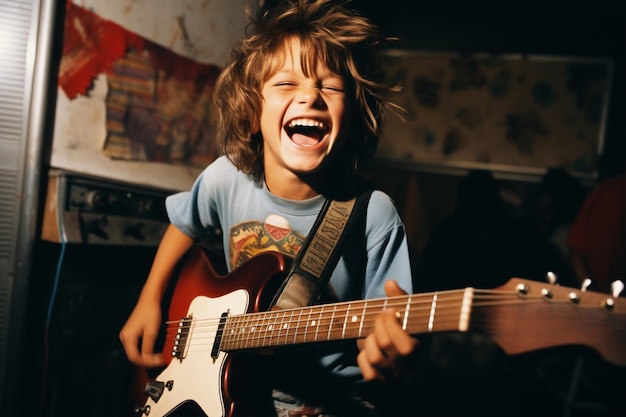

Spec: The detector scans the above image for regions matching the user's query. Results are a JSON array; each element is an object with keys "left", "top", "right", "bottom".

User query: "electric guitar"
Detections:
[{"left": 134, "top": 246, "right": 626, "bottom": 417}]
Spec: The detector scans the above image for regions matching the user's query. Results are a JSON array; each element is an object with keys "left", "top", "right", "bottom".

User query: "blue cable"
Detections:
[
  {"left": 45, "top": 240, "right": 65, "bottom": 327},
  {"left": 40, "top": 238, "right": 66, "bottom": 415}
]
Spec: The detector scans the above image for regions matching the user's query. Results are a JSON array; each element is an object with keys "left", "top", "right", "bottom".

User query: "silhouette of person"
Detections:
[
  {"left": 519, "top": 167, "right": 587, "bottom": 288},
  {"left": 413, "top": 169, "right": 535, "bottom": 293},
  {"left": 567, "top": 172, "right": 626, "bottom": 294}
]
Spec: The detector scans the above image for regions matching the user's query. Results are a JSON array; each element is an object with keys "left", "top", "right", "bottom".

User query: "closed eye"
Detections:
[
  {"left": 275, "top": 82, "right": 297, "bottom": 88},
  {"left": 321, "top": 85, "right": 345, "bottom": 93}
]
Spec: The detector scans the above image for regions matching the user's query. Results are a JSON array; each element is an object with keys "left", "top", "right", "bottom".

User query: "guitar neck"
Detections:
[
  {"left": 220, "top": 289, "right": 474, "bottom": 350},
  {"left": 217, "top": 279, "right": 626, "bottom": 367}
]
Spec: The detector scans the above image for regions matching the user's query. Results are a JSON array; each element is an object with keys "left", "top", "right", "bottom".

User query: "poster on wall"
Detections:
[
  {"left": 52, "top": 0, "right": 257, "bottom": 191},
  {"left": 376, "top": 50, "right": 613, "bottom": 180}
]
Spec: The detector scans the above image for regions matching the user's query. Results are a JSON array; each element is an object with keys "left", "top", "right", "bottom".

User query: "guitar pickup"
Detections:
[
  {"left": 211, "top": 311, "right": 229, "bottom": 361},
  {"left": 172, "top": 314, "right": 193, "bottom": 360}
]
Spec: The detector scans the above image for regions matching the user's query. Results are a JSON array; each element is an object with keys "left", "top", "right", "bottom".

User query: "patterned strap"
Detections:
[{"left": 272, "top": 190, "right": 373, "bottom": 309}]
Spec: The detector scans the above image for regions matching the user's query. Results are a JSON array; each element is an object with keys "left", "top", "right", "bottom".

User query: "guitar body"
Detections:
[{"left": 141, "top": 247, "right": 288, "bottom": 417}]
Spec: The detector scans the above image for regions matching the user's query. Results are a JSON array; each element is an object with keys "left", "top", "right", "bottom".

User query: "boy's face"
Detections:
[{"left": 259, "top": 37, "right": 351, "bottom": 176}]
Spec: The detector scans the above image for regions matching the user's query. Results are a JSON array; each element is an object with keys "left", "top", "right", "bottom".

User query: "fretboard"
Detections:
[{"left": 219, "top": 288, "right": 474, "bottom": 351}]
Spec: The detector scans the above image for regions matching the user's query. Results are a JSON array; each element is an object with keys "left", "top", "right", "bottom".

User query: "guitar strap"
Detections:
[{"left": 271, "top": 189, "right": 373, "bottom": 310}]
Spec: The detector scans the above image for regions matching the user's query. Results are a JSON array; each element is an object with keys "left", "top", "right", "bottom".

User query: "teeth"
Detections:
[{"left": 287, "top": 119, "right": 327, "bottom": 130}]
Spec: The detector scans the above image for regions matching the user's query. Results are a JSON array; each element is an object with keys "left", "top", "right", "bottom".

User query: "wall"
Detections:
[{"left": 352, "top": 0, "right": 624, "bottom": 254}]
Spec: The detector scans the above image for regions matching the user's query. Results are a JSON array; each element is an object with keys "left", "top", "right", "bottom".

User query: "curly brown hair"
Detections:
[{"left": 213, "top": 0, "right": 401, "bottom": 182}]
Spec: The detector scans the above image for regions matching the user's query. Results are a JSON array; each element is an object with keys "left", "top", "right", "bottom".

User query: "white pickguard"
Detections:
[{"left": 143, "top": 289, "right": 250, "bottom": 417}]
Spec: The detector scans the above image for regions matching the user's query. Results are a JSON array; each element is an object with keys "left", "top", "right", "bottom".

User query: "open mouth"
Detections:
[{"left": 285, "top": 118, "right": 329, "bottom": 147}]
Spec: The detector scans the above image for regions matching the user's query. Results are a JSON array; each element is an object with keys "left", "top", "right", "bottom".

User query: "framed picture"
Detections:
[{"left": 376, "top": 50, "right": 613, "bottom": 180}]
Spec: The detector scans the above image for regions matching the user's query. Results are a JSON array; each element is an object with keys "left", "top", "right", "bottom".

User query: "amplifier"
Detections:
[{"left": 42, "top": 170, "right": 171, "bottom": 246}]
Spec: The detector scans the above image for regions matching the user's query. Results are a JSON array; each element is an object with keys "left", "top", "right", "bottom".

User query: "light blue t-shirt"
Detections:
[{"left": 166, "top": 155, "right": 413, "bottom": 404}]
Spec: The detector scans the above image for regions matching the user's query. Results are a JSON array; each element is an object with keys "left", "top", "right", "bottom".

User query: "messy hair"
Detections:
[{"left": 213, "top": 0, "right": 401, "bottom": 182}]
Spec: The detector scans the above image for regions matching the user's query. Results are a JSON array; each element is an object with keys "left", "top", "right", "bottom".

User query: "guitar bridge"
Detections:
[{"left": 171, "top": 314, "right": 193, "bottom": 361}]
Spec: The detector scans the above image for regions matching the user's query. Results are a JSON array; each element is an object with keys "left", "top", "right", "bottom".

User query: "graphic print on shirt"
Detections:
[{"left": 229, "top": 214, "right": 305, "bottom": 269}]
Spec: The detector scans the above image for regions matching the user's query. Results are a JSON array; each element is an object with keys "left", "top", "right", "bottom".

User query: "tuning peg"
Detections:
[
  {"left": 581, "top": 278, "right": 592, "bottom": 292},
  {"left": 611, "top": 280, "right": 624, "bottom": 297},
  {"left": 545, "top": 271, "right": 557, "bottom": 284}
]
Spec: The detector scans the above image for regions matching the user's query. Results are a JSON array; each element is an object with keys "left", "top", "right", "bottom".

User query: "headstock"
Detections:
[{"left": 473, "top": 277, "right": 626, "bottom": 366}]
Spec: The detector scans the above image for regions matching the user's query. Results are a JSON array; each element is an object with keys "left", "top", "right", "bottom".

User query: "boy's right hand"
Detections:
[{"left": 119, "top": 296, "right": 165, "bottom": 368}]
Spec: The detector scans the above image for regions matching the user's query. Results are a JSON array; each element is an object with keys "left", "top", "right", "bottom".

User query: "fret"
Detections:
[
  {"left": 428, "top": 293, "right": 437, "bottom": 332},
  {"left": 402, "top": 295, "right": 411, "bottom": 331},
  {"left": 265, "top": 310, "right": 277, "bottom": 347},
  {"left": 341, "top": 303, "right": 361, "bottom": 339},
  {"left": 240, "top": 315, "right": 249, "bottom": 349},
  {"left": 235, "top": 315, "right": 246, "bottom": 349},
  {"left": 272, "top": 311, "right": 279, "bottom": 345},
  {"left": 261, "top": 314, "right": 268, "bottom": 345},
  {"left": 281, "top": 310, "right": 289, "bottom": 344},
  {"left": 240, "top": 316, "right": 248, "bottom": 349},
  {"left": 247, "top": 315, "right": 259, "bottom": 349},
  {"left": 285, "top": 310, "right": 293, "bottom": 344},
  {"left": 273, "top": 311, "right": 281, "bottom": 345},
  {"left": 459, "top": 288, "right": 473, "bottom": 331},
  {"left": 364, "top": 299, "right": 387, "bottom": 334},
  {"left": 301, "top": 308, "right": 309, "bottom": 343},
  {"left": 317, "top": 305, "right": 332, "bottom": 341},
  {"left": 303, "top": 308, "right": 313, "bottom": 343},
  {"left": 234, "top": 315, "right": 242, "bottom": 347},
  {"left": 256, "top": 311, "right": 266, "bottom": 348},
  {"left": 327, "top": 305, "right": 337, "bottom": 340},
  {"left": 246, "top": 314, "right": 254, "bottom": 348},
  {"left": 274, "top": 310, "right": 284, "bottom": 346},
  {"left": 276, "top": 310, "right": 286, "bottom": 346},
  {"left": 276, "top": 310, "right": 287, "bottom": 345},
  {"left": 345, "top": 303, "right": 363, "bottom": 339},
  {"left": 341, "top": 303, "right": 350, "bottom": 339},
  {"left": 314, "top": 306, "right": 323, "bottom": 341},
  {"left": 358, "top": 300, "right": 367, "bottom": 337},
  {"left": 224, "top": 315, "right": 234, "bottom": 350},
  {"left": 380, "top": 298, "right": 388, "bottom": 337},
  {"left": 293, "top": 309, "right": 304, "bottom": 344},
  {"left": 245, "top": 315, "right": 254, "bottom": 349},
  {"left": 228, "top": 315, "right": 240, "bottom": 350},
  {"left": 262, "top": 311, "right": 269, "bottom": 347}
]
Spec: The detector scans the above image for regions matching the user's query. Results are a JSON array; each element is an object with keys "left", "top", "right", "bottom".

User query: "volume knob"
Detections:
[{"left": 86, "top": 190, "right": 108, "bottom": 209}]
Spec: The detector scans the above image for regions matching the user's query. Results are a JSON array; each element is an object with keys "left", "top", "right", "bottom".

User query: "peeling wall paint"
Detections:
[
  {"left": 72, "top": 0, "right": 258, "bottom": 65},
  {"left": 51, "top": 1, "right": 259, "bottom": 191}
]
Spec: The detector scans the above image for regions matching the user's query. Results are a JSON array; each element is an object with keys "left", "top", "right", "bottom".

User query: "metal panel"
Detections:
[{"left": 0, "top": 0, "right": 54, "bottom": 414}]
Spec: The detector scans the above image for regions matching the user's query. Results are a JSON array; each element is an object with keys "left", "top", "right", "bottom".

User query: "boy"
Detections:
[{"left": 119, "top": 0, "right": 418, "bottom": 415}]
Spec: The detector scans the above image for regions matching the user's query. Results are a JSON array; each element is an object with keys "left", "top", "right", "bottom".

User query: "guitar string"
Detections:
[
  {"left": 161, "top": 290, "right": 620, "bottom": 338},
  {"left": 162, "top": 292, "right": 470, "bottom": 353},
  {"left": 184, "top": 298, "right": 549, "bottom": 352},
  {"left": 158, "top": 289, "right": 622, "bottom": 354},
  {"left": 160, "top": 299, "right": 616, "bottom": 347},
  {"left": 162, "top": 288, "right": 616, "bottom": 332},
  {"left": 162, "top": 288, "right": 470, "bottom": 332},
  {"left": 168, "top": 303, "right": 622, "bottom": 355}
]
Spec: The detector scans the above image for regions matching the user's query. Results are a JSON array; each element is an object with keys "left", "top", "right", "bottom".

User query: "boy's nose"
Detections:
[{"left": 296, "top": 86, "right": 323, "bottom": 106}]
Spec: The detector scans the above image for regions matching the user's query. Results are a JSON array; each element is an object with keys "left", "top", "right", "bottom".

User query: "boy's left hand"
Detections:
[{"left": 356, "top": 280, "right": 418, "bottom": 381}]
